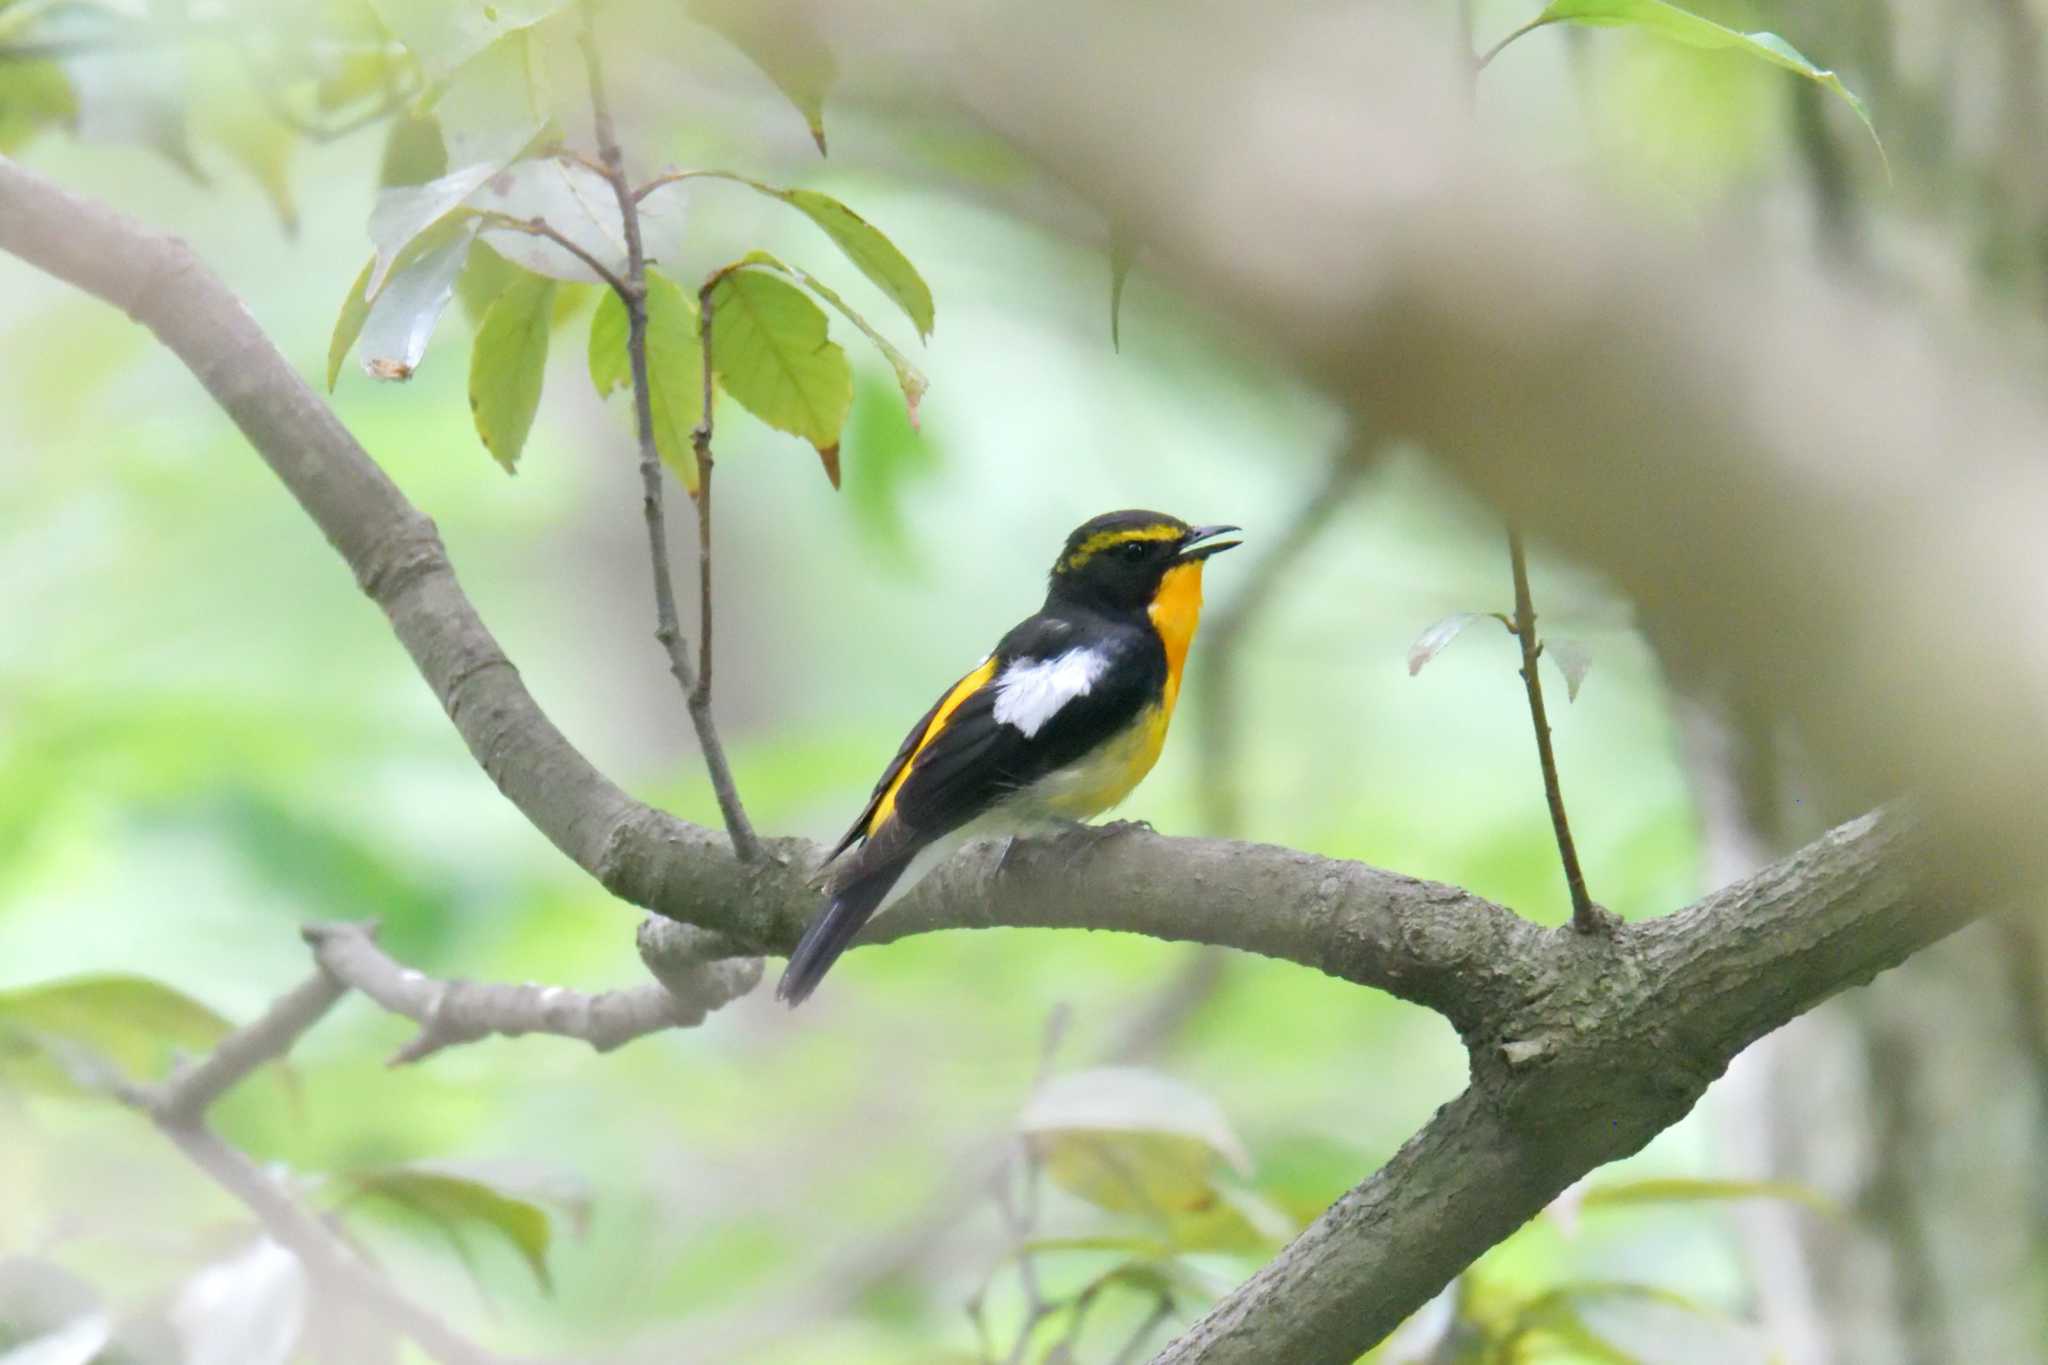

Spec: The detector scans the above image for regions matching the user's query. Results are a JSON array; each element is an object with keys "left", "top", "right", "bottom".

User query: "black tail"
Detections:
[{"left": 776, "top": 859, "right": 909, "bottom": 1007}]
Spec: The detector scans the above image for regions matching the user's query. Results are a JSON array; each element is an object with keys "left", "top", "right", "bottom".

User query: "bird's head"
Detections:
[{"left": 1047, "top": 510, "right": 1241, "bottom": 614}]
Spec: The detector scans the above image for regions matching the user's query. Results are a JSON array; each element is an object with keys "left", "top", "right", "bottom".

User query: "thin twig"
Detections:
[
  {"left": 576, "top": 2, "right": 760, "bottom": 860},
  {"left": 691, "top": 279, "right": 718, "bottom": 707},
  {"left": 304, "top": 920, "right": 760, "bottom": 1064},
  {"left": 154, "top": 968, "right": 345, "bottom": 1124},
  {"left": 470, "top": 210, "right": 631, "bottom": 298},
  {"left": 1507, "top": 527, "right": 1603, "bottom": 932},
  {"left": 1109, "top": 1292, "right": 1177, "bottom": 1365}
]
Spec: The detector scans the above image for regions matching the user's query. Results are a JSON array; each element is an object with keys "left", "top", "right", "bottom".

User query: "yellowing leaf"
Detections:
[
  {"left": 708, "top": 266, "right": 851, "bottom": 476},
  {"left": 733, "top": 250, "right": 927, "bottom": 429},
  {"left": 1019, "top": 1067, "right": 1252, "bottom": 1218},
  {"left": 778, "top": 189, "right": 934, "bottom": 339},
  {"left": 468, "top": 273, "right": 555, "bottom": 472}
]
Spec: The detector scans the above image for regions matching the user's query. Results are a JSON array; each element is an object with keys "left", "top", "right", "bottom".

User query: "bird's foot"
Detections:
[{"left": 1093, "top": 817, "right": 1156, "bottom": 840}]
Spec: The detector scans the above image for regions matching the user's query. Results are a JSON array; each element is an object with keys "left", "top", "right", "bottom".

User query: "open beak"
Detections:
[{"left": 1176, "top": 524, "right": 1242, "bottom": 563}]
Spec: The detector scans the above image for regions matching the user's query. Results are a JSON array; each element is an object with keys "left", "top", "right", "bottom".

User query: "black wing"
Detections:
[
  {"left": 824, "top": 658, "right": 989, "bottom": 862},
  {"left": 886, "top": 620, "right": 1161, "bottom": 837}
]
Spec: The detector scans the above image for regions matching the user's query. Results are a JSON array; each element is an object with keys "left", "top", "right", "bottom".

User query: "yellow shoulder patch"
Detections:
[{"left": 867, "top": 656, "right": 999, "bottom": 834}]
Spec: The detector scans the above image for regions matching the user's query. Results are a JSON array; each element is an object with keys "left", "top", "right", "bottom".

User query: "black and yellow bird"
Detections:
[{"left": 777, "top": 510, "right": 1242, "bottom": 1005}]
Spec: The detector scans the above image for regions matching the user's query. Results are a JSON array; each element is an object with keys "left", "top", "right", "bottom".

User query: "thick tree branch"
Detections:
[{"left": 303, "top": 920, "right": 760, "bottom": 1064}]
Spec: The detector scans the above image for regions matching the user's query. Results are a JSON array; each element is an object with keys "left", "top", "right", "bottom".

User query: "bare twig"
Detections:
[
  {"left": 115, "top": 968, "right": 514, "bottom": 1365},
  {"left": 691, "top": 278, "right": 719, "bottom": 707},
  {"left": 576, "top": 4, "right": 761, "bottom": 861},
  {"left": 470, "top": 209, "right": 631, "bottom": 298},
  {"left": 1507, "top": 527, "right": 1603, "bottom": 932},
  {"left": 303, "top": 920, "right": 760, "bottom": 1065}
]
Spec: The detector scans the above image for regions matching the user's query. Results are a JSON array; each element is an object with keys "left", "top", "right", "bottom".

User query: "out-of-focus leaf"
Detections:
[
  {"left": 431, "top": 29, "right": 552, "bottom": 172},
  {"left": 0, "top": 1313, "right": 111, "bottom": 1365},
  {"left": 1546, "top": 636, "right": 1593, "bottom": 702},
  {"left": 732, "top": 250, "right": 926, "bottom": 429},
  {"left": 379, "top": 112, "right": 449, "bottom": 189},
  {"left": 194, "top": 100, "right": 299, "bottom": 234},
  {"left": 1501, "top": 1281, "right": 1725, "bottom": 1362},
  {"left": 1533, "top": 0, "right": 1885, "bottom": 172},
  {"left": 1014, "top": 1234, "right": 1177, "bottom": 1261},
  {"left": 652, "top": 175, "right": 932, "bottom": 338},
  {"left": 358, "top": 218, "right": 478, "bottom": 382},
  {"left": 0, "top": 975, "right": 233, "bottom": 1098},
  {"left": 327, "top": 255, "right": 377, "bottom": 392},
  {"left": 843, "top": 375, "right": 941, "bottom": 570},
  {"left": 455, "top": 238, "right": 527, "bottom": 327},
  {"left": 169, "top": 1240, "right": 305, "bottom": 1365},
  {"left": 336, "top": 1164, "right": 558, "bottom": 1293},
  {"left": 1109, "top": 221, "right": 1137, "bottom": 352},
  {"left": 468, "top": 271, "right": 556, "bottom": 471},
  {"left": 1250, "top": 1134, "right": 1367, "bottom": 1226},
  {"left": 708, "top": 264, "right": 852, "bottom": 482},
  {"left": 0, "top": 62, "right": 77, "bottom": 154},
  {"left": 366, "top": 162, "right": 498, "bottom": 297},
  {"left": 369, "top": 0, "right": 572, "bottom": 79},
  {"left": 1579, "top": 1176, "right": 1836, "bottom": 1216},
  {"left": 1166, "top": 1185, "right": 1294, "bottom": 1253},
  {"left": 472, "top": 158, "right": 627, "bottom": 283},
  {"left": 1407, "top": 613, "right": 1483, "bottom": 676},
  {"left": 586, "top": 269, "right": 707, "bottom": 492},
  {"left": 1020, "top": 1067, "right": 1251, "bottom": 1216},
  {"left": 687, "top": 0, "right": 835, "bottom": 153},
  {"left": 66, "top": 49, "right": 202, "bottom": 182},
  {"left": 0, "top": 1259, "right": 98, "bottom": 1346}
]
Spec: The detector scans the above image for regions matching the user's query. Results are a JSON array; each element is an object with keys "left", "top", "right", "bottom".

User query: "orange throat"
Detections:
[{"left": 1148, "top": 560, "right": 1207, "bottom": 713}]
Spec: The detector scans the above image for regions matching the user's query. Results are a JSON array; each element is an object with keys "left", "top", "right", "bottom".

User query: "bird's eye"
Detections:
[{"left": 1118, "top": 541, "right": 1149, "bottom": 561}]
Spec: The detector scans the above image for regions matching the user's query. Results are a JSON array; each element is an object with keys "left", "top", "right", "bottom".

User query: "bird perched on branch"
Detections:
[{"left": 777, "top": 510, "right": 1242, "bottom": 1006}]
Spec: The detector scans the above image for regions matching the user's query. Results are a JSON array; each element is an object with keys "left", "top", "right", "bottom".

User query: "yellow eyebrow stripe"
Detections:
[
  {"left": 867, "top": 656, "right": 999, "bottom": 834},
  {"left": 1059, "top": 524, "right": 1181, "bottom": 571}
]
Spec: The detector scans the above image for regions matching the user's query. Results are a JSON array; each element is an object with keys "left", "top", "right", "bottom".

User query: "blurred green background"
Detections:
[{"left": 0, "top": 1, "right": 1913, "bottom": 1359}]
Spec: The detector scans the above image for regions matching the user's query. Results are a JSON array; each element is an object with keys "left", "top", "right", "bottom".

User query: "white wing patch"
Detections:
[{"left": 992, "top": 646, "right": 1110, "bottom": 737}]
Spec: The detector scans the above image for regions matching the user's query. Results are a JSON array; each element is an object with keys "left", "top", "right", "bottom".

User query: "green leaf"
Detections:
[
  {"left": 654, "top": 175, "right": 934, "bottom": 339},
  {"left": 1578, "top": 1176, "right": 1837, "bottom": 1216},
  {"left": 0, "top": 61, "right": 77, "bottom": 155},
  {"left": 587, "top": 269, "right": 707, "bottom": 493},
  {"left": 468, "top": 272, "right": 556, "bottom": 472},
  {"left": 0, "top": 975, "right": 234, "bottom": 1098},
  {"left": 335, "top": 1163, "right": 559, "bottom": 1293},
  {"left": 687, "top": 0, "right": 835, "bottom": 153},
  {"left": 369, "top": 0, "right": 573, "bottom": 79},
  {"left": 708, "top": 264, "right": 852, "bottom": 481},
  {"left": 327, "top": 256, "right": 377, "bottom": 393},
  {"left": 379, "top": 112, "right": 449, "bottom": 189},
  {"left": 367, "top": 162, "right": 499, "bottom": 297},
  {"left": 777, "top": 190, "right": 934, "bottom": 339},
  {"left": 732, "top": 250, "right": 927, "bottom": 429},
  {"left": 1531, "top": 0, "right": 1885, "bottom": 171},
  {"left": 358, "top": 218, "right": 479, "bottom": 382},
  {"left": 1019, "top": 1067, "right": 1252, "bottom": 1217}
]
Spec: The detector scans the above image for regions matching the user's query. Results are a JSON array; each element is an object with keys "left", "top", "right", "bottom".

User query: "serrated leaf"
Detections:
[
  {"left": 687, "top": 0, "right": 835, "bottom": 153},
  {"left": 733, "top": 250, "right": 926, "bottom": 429},
  {"left": 358, "top": 218, "right": 478, "bottom": 382},
  {"left": 708, "top": 265, "right": 851, "bottom": 478},
  {"left": 587, "top": 270, "right": 707, "bottom": 493},
  {"left": 366, "top": 162, "right": 499, "bottom": 297},
  {"left": 335, "top": 1164, "right": 557, "bottom": 1293},
  {"left": 1546, "top": 636, "right": 1593, "bottom": 702},
  {"left": 327, "top": 256, "right": 377, "bottom": 392},
  {"left": 468, "top": 272, "right": 555, "bottom": 471},
  {"left": 1020, "top": 1067, "right": 1251, "bottom": 1218},
  {"left": 778, "top": 190, "right": 933, "bottom": 339},
  {"left": 1534, "top": 0, "right": 1885, "bottom": 173},
  {"left": 0, "top": 975, "right": 234, "bottom": 1099},
  {"left": 1408, "top": 612, "right": 1483, "bottom": 676}
]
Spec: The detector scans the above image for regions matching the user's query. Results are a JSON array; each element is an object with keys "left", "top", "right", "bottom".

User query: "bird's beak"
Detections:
[{"left": 1176, "top": 524, "right": 1242, "bottom": 562}]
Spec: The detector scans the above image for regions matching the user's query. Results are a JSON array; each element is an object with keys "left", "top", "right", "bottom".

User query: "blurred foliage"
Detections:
[{"left": 0, "top": 0, "right": 1936, "bottom": 1359}]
